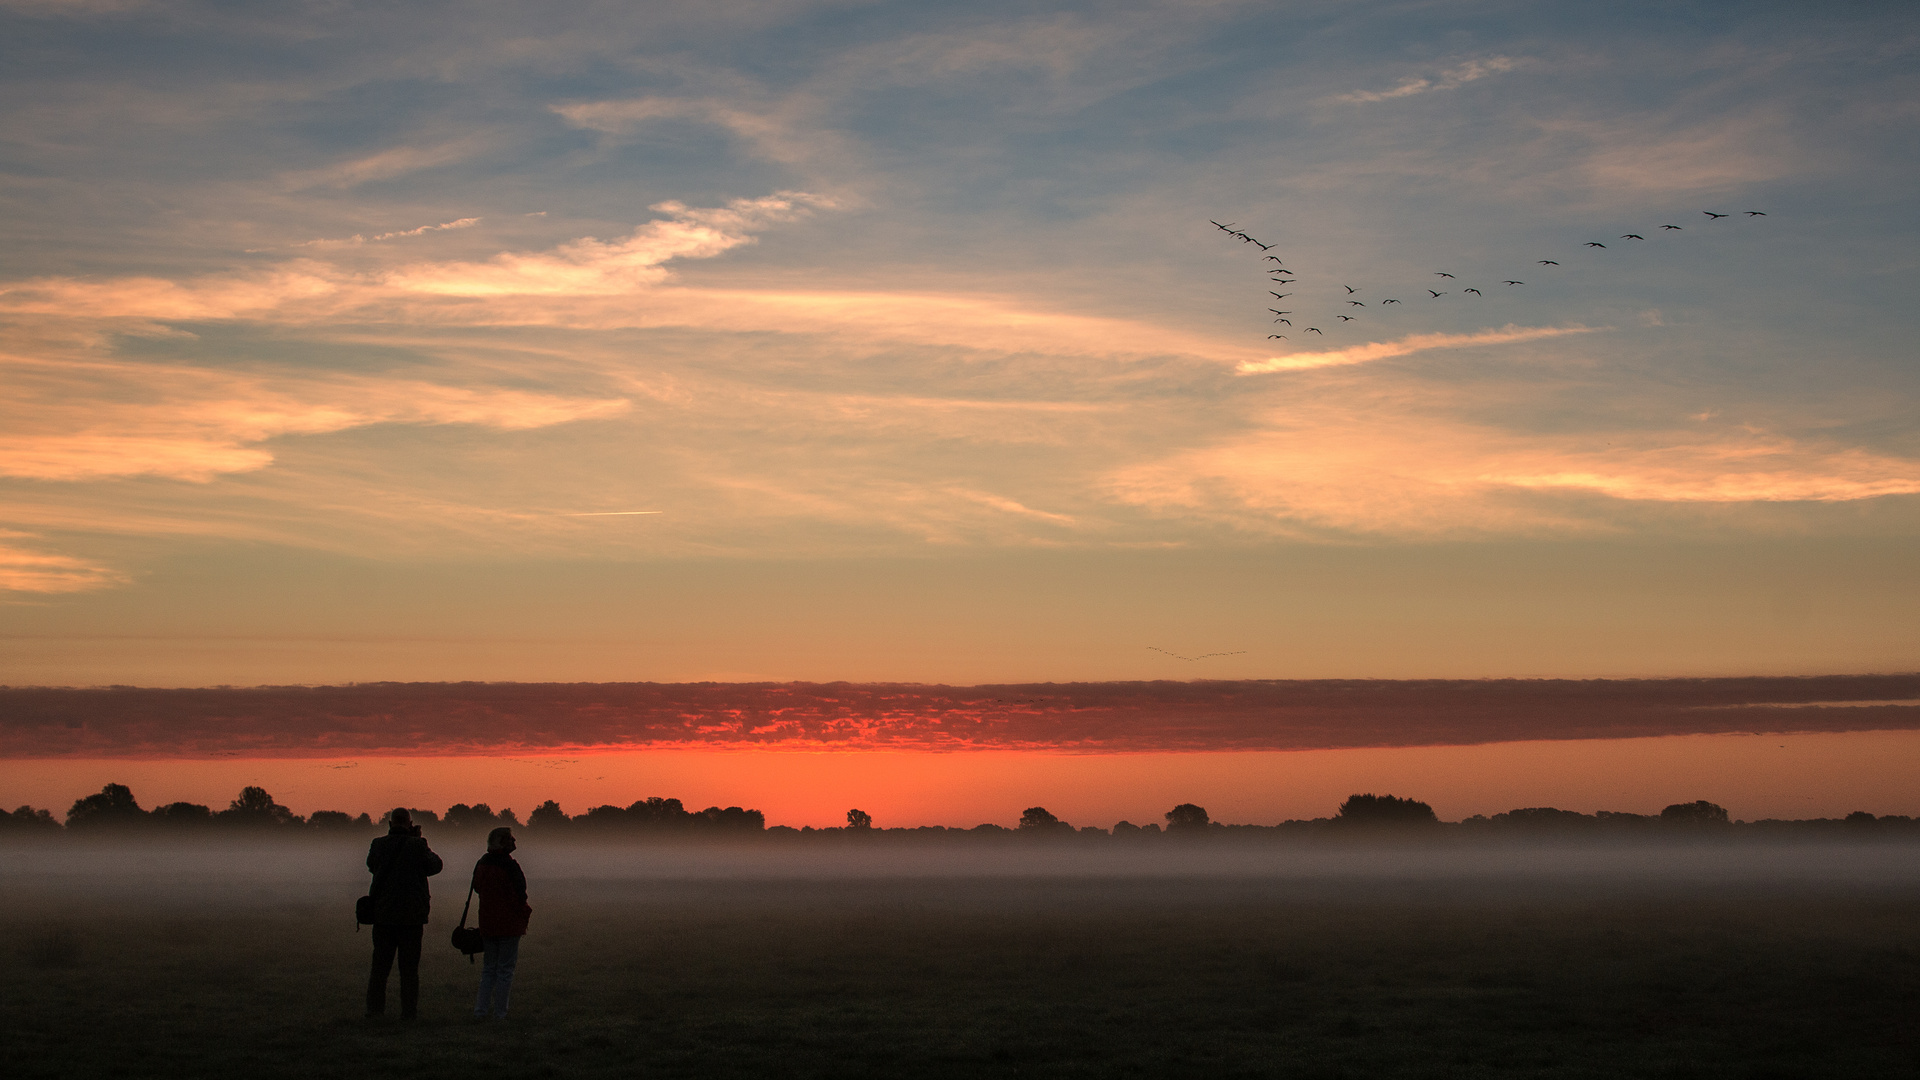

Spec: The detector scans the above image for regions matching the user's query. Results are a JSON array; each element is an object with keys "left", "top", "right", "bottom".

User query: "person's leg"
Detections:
[
  {"left": 396, "top": 924, "right": 424, "bottom": 1019},
  {"left": 489, "top": 936, "right": 521, "bottom": 1018},
  {"left": 475, "top": 938, "right": 500, "bottom": 1017},
  {"left": 367, "top": 925, "right": 398, "bottom": 1016}
]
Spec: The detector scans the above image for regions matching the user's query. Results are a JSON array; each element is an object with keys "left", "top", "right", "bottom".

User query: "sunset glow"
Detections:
[{"left": 2, "top": 1, "right": 1917, "bottom": 830}]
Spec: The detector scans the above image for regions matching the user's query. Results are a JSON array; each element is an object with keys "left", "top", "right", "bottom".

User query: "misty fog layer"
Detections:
[{"left": 9, "top": 839, "right": 1920, "bottom": 908}]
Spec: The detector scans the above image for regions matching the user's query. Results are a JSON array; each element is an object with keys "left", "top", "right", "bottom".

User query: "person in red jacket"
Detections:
[{"left": 471, "top": 826, "right": 532, "bottom": 1019}]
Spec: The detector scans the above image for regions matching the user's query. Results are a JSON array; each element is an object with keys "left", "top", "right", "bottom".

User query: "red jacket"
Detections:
[{"left": 471, "top": 853, "right": 532, "bottom": 937}]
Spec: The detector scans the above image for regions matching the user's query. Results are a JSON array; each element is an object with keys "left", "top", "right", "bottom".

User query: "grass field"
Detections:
[{"left": 5, "top": 841, "right": 1918, "bottom": 1079}]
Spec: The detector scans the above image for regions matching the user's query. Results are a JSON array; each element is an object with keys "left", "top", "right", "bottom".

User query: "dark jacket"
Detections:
[
  {"left": 366, "top": 829, "right": 443, "bottom": 925},
  {"left": 472, "top": 851, "right": 532, "bottom": 937}
]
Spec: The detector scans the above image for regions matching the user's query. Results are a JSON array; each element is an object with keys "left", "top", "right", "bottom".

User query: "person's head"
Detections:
[
  {"left": 389, "top": 807, "right": 413, "bottom": 831},
  {"left": 487, "top": 826, "right": 516, "bottom": 853}
]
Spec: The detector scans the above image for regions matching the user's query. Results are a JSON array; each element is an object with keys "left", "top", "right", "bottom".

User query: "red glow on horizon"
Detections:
[{"left": 6, "top": 730, "right": 1918, "bottom": 829}]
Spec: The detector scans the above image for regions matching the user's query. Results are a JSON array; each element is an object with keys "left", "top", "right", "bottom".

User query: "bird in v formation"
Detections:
[{"left": 1212, "top": 208, "right": 1766, "bottom": 344}]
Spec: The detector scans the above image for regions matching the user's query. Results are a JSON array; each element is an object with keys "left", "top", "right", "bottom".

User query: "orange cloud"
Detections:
[
  {"left": 0, "top": 350, "right": 629, "bottom": 482},
  {"left": 1237, "top": 324, "right": 1602, "bottom": 373},
  {"left": 1110, "top": 387, "right": 1920, "bottom": 536},
  {"left": 0, "top": 530, "right": 125, "bottom": 593}
]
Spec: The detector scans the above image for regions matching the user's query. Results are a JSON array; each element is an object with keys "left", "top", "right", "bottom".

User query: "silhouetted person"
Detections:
[
  {"left": 471, "top": 826, "right": 532, "bottom": 1019},
  {"left": 366, "top": 807, "right": 443, "bottom": 1019}
]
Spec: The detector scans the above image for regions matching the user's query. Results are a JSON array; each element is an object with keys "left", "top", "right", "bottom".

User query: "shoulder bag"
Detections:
[{"left": 450, "top": 867, "right": 485, "bottom": 960}]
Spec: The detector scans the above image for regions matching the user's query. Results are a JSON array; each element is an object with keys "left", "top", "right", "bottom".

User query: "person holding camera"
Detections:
[
  {"left": 365, "top": 807, "right": 443, "bottom": 1019},
  {"left": 470, "top": 826, "right": 532, "bottom": 1019}
]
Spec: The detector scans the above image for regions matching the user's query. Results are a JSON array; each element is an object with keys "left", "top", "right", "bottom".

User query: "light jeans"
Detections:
[{"left": 474, "top": 935, "right": 521, "bottom": 1018}]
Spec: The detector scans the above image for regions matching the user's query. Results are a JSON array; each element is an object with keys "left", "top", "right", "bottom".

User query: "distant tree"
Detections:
[
  {"left": 527, "top": 800, "right": 570, "bottom": 829},
  {"left": 1333, "top": 794, "right": 1438, "bottom": 828},
  {"left": 969, "top": 822, "right": 1009, "bottom": 834},
  {"left": 1845, "top": 811, "right": 1878, "bottom": 829},
  {"left": 381, "top": 808, "right": 440, "bottom": 827},
  {"left": 1164, "top": 803, "right": 1212, "bottom": 833},
  {"left": 497, "top": 808, "right": 521, "bottom": 827},
  {"left": 1112, "top": 820, "right": 1141, "bottom": 835},
  {"left": 1492, "top": 807, "right": 1595, "bottom": 830},
  {"left": 1079, "top": 825, "right": 1107, "bottom": 836},
  {"left": 629, "top": 797, "right": 690, "bottom": 829},
  {"left": 1595, "top": 810, "right": 1655, "bottom": 828},
  {"left": 1018, "top": 806, "right": 1073, "bottom": 834},
  {"left": 1139, "top": 822, "right": 1161, "bottom": 834},
  {"left": 1659, "top": 800, "right": 1730, "bottom": 828},
  {"left": 846, "top": 808, "right": 873, "bottom": 830},
  {"left": 693, "top": 805, "right": 766, "bottom": 830},
  {"left": 151, "top": 801, "right": 214, "bottom": 827},
  {"left": 306, "top": 810, "right": 361, "bottom": 830},
  {"left": 0, "top": 806, "right": 60, "bottom": 832},
  {"left": 218, "top": 786, "right": 299, "bottom": 828},
  {"left": 67, "top": 783, "right": 147, "bottom": 829},
  {"left": 443, "top": 803, "right": 500, "bottom": 830},
  {"left": 578, "top": 804, "right": 632, "bottom": 829}
]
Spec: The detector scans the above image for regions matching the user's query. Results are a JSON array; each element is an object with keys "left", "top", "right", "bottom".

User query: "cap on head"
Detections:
[{"left": 390, "top": 807, "right": 413, "bottom": 827}]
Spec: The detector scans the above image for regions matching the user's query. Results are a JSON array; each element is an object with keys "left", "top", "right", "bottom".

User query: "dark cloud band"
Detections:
[{"left": 3, "top": 676, "right": 1917, "bottom": 758}]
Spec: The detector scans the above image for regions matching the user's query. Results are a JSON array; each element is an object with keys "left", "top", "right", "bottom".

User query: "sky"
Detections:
[{"left": 2, "top": 1, "right": 1917, "bottom": 823}]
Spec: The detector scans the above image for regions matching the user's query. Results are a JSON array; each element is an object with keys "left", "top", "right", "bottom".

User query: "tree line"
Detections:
[{"left": 3, "top": 785, "right": 1916, "bottom": 838}]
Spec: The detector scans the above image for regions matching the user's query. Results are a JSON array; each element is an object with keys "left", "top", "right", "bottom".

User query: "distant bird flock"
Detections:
[
  {"left": 1210, "top": 211, "right": 1768, "bottom": 343},
  {"left": 1147, "top": 647, "right": 1249, "bottom": 662}
]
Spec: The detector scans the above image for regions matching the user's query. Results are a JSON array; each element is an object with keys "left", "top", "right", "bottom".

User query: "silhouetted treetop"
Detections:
[
  {"left": 1334, "top": 793, "right": 1438, "bottom": 827},
  {"left": 67, "top": 783, "right": 146, "bottom": 828},
  {"left": 846, "top": 808, "right": 873, "bottom": 830},
  {"left": 1660, "top": 800, "right": 1731, "bottom": 828},
  {"left": 2, "top": 805, "right": 61, "bottom": 832},
  {"left": 220, "top": 786, "right": 298, "bottom": 827},
  {"left": 1164, "top": 803, "right": 1212, "bottom": 833},
  {"left": 152, "top": 801, "right": 214, "bottom": 826},
  {"left": 1018, "top": 806, "right": 1074, "bottom": 834}
]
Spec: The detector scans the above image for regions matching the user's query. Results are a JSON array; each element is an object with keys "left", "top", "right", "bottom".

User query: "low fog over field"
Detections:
[{"left": 10, "top": 836, "right": 1920, "bottom": 908}]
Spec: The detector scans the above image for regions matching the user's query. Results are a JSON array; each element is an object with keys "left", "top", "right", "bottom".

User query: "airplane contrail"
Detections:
[{"left": 564, "top": 511, "right": 664, "bottom": 516}]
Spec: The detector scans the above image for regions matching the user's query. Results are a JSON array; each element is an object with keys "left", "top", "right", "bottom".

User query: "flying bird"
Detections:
[
  {"left": 1745, "top": 211, "right": 1767, "bottom": 216},
  {"left": 1336, "top": 315, "right": 1355, "bottom": 321},
  {"left": 1703, "top": 211, "right": 1729, "bottom": 219},
  {"left": 1434, "top": 272, "right": 1455, "bottom": 278},
  {"left": 1269, "top": 293, "right": 1292, "bottom": 299},
  {"left": 1503, "top": 280, "right": 1524, "bottom": 285},
  {"left": 1463, "top": 288, "right": 1481, "bottom": 295},
  {"left": 1621, "top": 234, "right": 1644, "bottom": 240},
  {"left": 1251, "top": 240, "right": 1273, "bottom": 250},
  {"left": 1381, "top": 298, "right": 1401, "bottom": 304},
  {"left": 1267, "top": 334, "right": 1287, "bottom": 339},
  {"left": 1659, "top": 224, "right": 1682, "bottom": 230},
  {"left": 1538, "top": 260, "right": 1559, "bottom": 265},
  {"left": 1346, "top": 300, "right": 1365, "bottom": 306},
  {"left": 1428, "top": 289, "right": 1446, "bottom": 297},
  {"left": 1306, "top": 327, "right": 1323, "bottom": 334},
  {"left": 1344, "top": 285, "right": 1358, "bottom": 293},
  {"left": 1585, "top": 242, "right": 1606, "bottom": 248},
  {"left": 1263, "top": 256, "right": 1285, "bottom": 263},
  {"left": 1272, "top": 318, "right": 1291, "bottom": 325},
  {"left": 1210, "top": 220, "right": 1237, "bottom": 232},
  {"left": 1148, "top": 647, "right": 1248, "bottom": 661}
]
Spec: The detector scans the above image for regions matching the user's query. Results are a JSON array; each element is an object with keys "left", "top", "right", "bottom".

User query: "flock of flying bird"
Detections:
[{"left": 1209, "top": 210, "right": 1769, "bottom": 342}]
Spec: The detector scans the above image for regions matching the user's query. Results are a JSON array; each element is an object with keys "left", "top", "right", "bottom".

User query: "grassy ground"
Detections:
[{"left": 6, "top": 876, "right": 1918, "bottom": 1079}]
